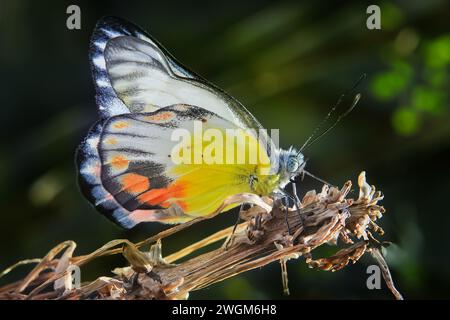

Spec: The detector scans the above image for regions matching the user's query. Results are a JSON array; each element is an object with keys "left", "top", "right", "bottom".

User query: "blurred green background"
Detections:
[{"left": 0, "top": 0, "right": 449, "bottom": 299}]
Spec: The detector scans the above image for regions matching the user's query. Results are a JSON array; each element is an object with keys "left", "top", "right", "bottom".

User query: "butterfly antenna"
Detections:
[
  {"left": 303, "top": 170, "right": 336, "bottom": 188},
  {"left": 299, "top": 98, "right": 342, "bottom": 152},
  {"left": 299, "top": 73, "right": 366, "bottom": 153},
  {"left": 302, "top": 93, "right": 361, "bottom": 151}
]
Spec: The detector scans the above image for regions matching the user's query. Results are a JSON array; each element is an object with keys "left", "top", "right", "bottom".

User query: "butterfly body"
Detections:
[{"left": 77, "top": 17, "right": 305, "bottom": 228}]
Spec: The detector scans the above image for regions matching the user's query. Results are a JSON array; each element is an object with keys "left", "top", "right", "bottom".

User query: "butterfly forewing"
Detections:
[
  {"left": 91, "top": 16, "right": 264, "bottom": 131},
  {"left": 78, "top": 16, "right": 279, "bottom": 228}
]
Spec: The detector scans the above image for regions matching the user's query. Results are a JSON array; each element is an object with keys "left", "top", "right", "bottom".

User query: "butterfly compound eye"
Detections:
[{"left": 287, "top": 157, "right": 299, "bottom": 173}]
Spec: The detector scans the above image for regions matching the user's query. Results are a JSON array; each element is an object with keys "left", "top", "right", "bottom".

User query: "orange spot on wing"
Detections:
[
  {"left": 113, "top": 121, "right": 129, "bottom": 129},
  {"left": 137, "top": 181, "right": 187, "bottom": 211},
  {"left": 121, "top": 173, "right": 149, "bottom": 194},
  {"left": 144, "top": 111, "right": 175, "bottom": 122},
  {"left": 106, "top": 137, "right": 118, "bottom": 145},
  {"left": 110, "top": 155, "right": 129, "bottom": 170}
]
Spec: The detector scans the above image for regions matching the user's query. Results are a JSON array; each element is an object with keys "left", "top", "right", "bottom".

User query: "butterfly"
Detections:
[{"left": 76, "top": 16, "right": 309, "bottom": 229}]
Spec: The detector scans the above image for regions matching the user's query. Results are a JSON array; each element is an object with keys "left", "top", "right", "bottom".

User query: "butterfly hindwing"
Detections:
[
  {"left": 77, "top": 104, "right": 272, "bottom": 228},
  {"left": 76, "top": 104, "right": 194, "bottom": 228},
  {"left": 76, "top": 121, "right": 136, "bottom": 227}
]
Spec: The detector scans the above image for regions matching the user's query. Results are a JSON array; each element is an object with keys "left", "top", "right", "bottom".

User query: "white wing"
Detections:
[{"left": 90, "top": 16, "right": 263, "bottom": 131}]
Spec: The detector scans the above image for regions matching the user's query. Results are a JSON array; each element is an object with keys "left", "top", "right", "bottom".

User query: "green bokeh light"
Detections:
[
  {"left": 391, "top": 108, "right": 420, "bottom": 136},
  {"left": 411, "top": 86, "right": 445, "bottom": 115},
  {"left": 424, "top": 35, "right": 450, "bottom": 68},
  {"left": 370, "top": 62, "right": 412, "bottom": 100}
]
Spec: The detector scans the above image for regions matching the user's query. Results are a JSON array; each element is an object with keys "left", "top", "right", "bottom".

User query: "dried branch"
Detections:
[{"left": 0, "top": 171, "right": 403, "bottom": 300}]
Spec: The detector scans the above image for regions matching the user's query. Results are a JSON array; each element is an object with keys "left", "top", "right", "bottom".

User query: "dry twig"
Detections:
[{"left": 0, "top": 171, "right": 403, "bottom": 300}]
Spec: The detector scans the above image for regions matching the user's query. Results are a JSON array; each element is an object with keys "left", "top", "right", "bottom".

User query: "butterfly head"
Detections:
[{"left": 278, "top": 147, "right": 306, "bottom": 186}]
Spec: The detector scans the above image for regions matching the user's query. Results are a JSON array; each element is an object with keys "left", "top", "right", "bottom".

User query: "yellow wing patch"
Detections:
[{"left": 167, "top": 127, "right": 278, "bottom": 218}]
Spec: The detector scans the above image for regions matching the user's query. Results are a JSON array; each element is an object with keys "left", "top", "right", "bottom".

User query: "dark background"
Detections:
[{"left": 0, "top": 0, "right": 449, "bottom": 299}]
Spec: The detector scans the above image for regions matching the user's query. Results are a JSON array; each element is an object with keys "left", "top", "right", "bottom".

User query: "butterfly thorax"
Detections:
[
  {"left": 249, "top": 147, "right": 305, "bottom": 196},
  {"left": 250, "top": 174, "right": 280, "bottom": 196}
]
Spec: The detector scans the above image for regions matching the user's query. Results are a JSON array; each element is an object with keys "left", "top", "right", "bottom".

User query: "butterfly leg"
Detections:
[
  {"left": 291, "top": 180, "right": 301, "bottom": 205},
  {"left": 280, "top": 186, "right": 301, "bottom": 230},
  {"left": 282, "top": 196, "right": 292, "bottom": 235},
  {"left": 224, "top": 203, "right": 246, "bottom": 250},
  {"left": 290, "top": 179, "right": 304, "bottom": 225}
]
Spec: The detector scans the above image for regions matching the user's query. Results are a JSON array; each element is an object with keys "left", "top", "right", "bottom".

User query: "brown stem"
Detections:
[{"left": 0, "top": 172, "right": 403, "bottom": 300}]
